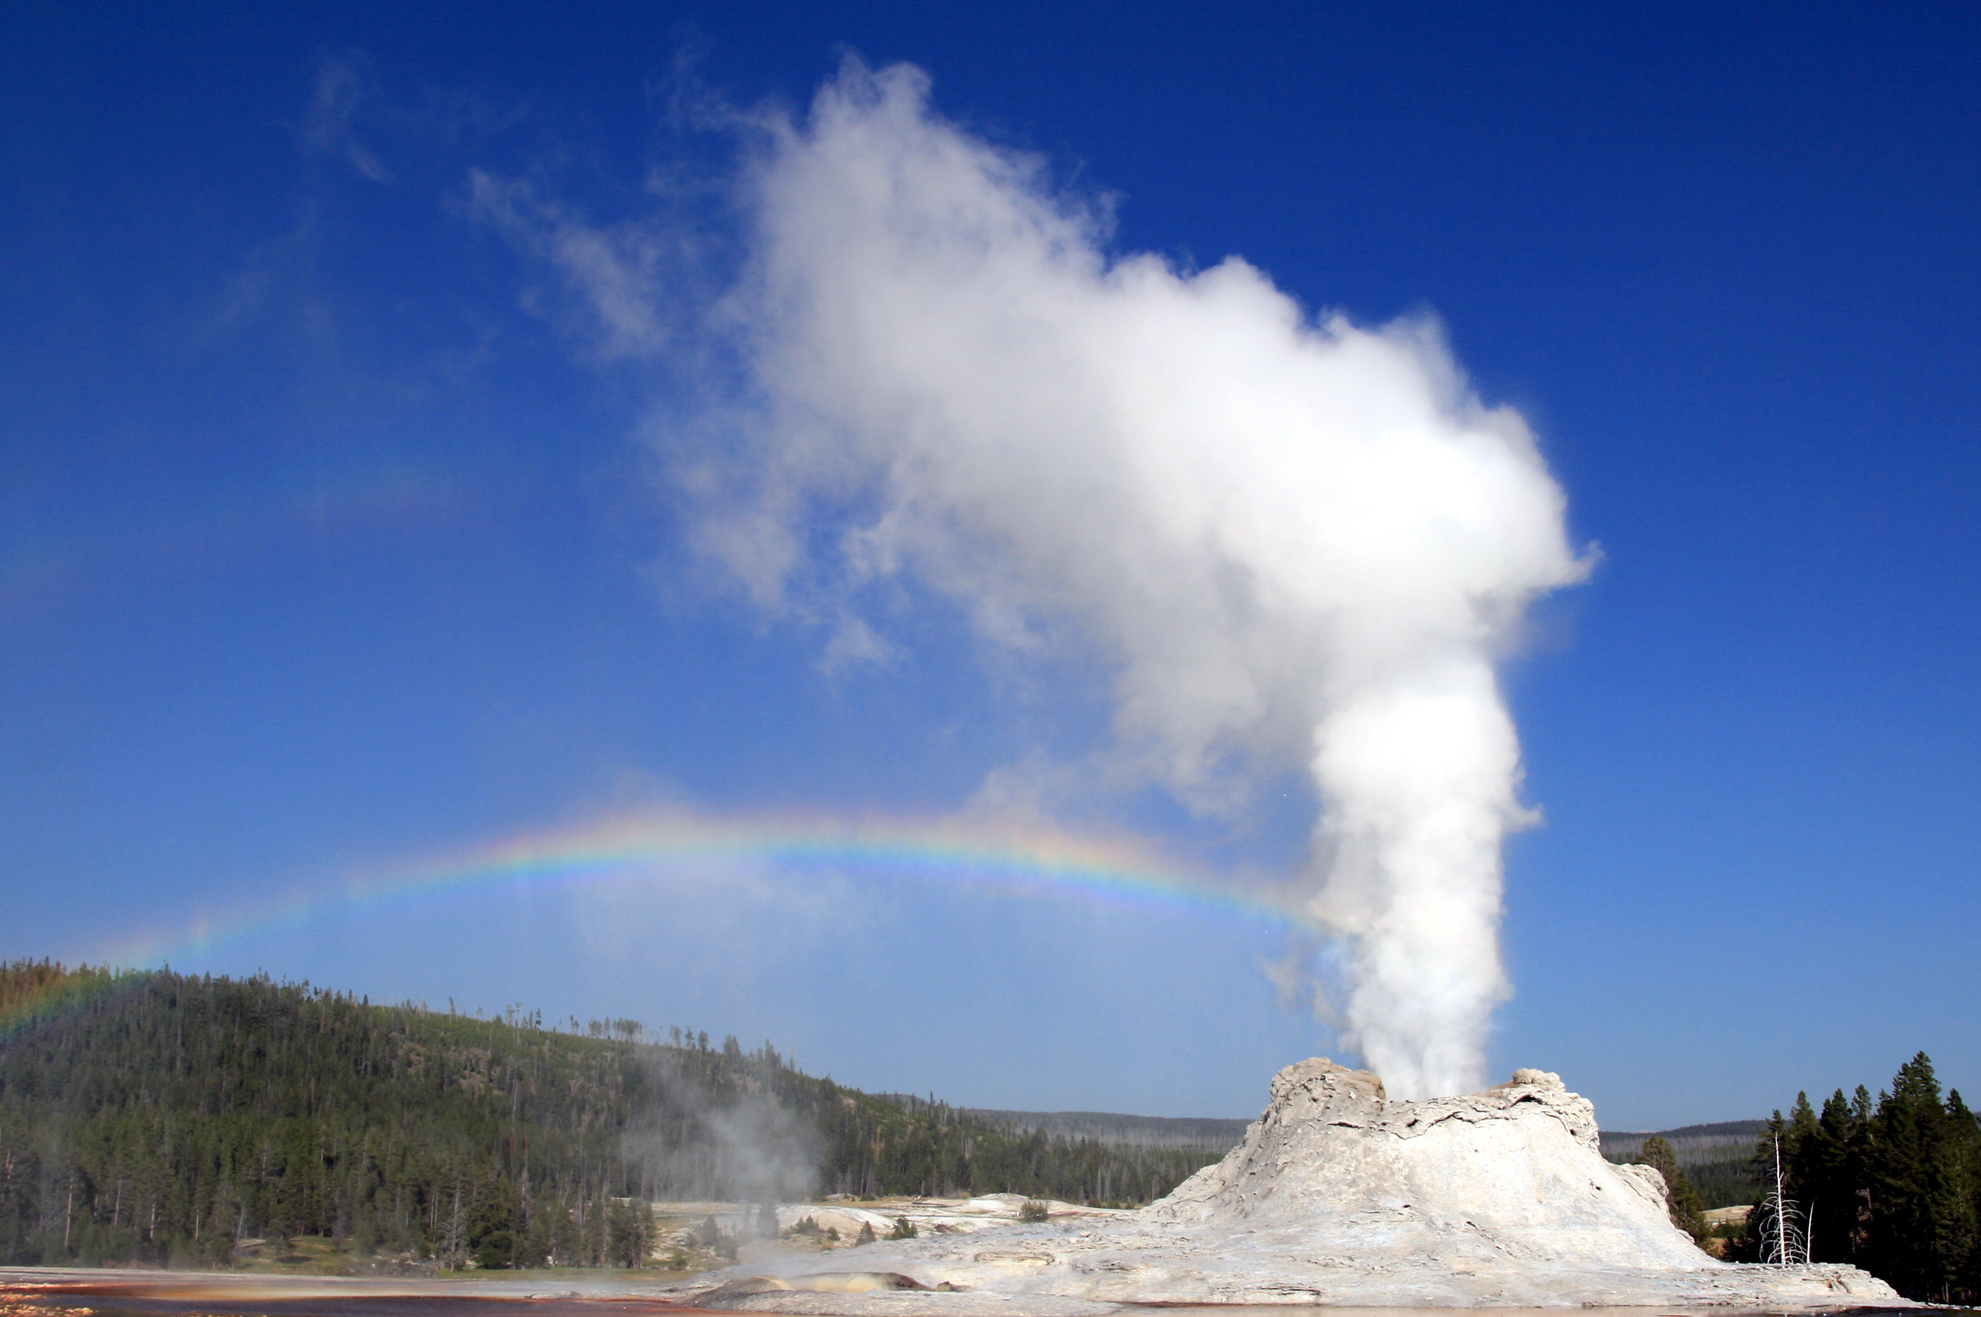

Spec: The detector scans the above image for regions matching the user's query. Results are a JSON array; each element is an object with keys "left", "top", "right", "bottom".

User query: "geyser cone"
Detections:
[
  {"left": 1149, "top": 1058, "right": 1704, "bottom": 1270},
  {"left": 684, "top": 1059, "right": 1909, "bottom": 1311}
]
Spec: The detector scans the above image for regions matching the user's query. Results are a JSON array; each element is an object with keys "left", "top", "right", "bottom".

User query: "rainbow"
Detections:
[
  {"left": 96, "top": 811, "right": 1321, "bottom": 973},
  {"left": 0, "top": 961, "right": 136, "bottom": 1046}
]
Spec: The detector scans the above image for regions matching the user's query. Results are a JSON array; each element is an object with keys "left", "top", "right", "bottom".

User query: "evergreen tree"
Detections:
[
  {"left": 605, "top": 1197, "right": 651, "bottom": 1267},
  {"left": 1637, "top": 1137, "right": 1707, "bottom": 1240},
  {"left": 1864, "top": 1054, "right": 1951, "bottom": 1296},
  {"left": 468, "top": 1178, "right": 524, "bottom": 1270},
  {"left": 1805, "top": 1088, "right": 1864, "bottom": 1263}
]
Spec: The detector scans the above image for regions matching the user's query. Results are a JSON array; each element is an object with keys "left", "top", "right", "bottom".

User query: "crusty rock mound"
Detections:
[
  {"left": 687, "top": 1059, "right": 1908, "bottom": 1312},
  {"left": 1146, "top": 1058, "right": 1706, "bottom": 1270}
]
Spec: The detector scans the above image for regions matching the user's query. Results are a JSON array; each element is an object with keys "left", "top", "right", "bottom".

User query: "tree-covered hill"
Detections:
[
  {"left": 0, "top": 961, "right": 1226, "bottom": 1269},
  {"left": 959, "top": 1108, "right": 1251, "bottom": 1151},
  {"left": 1601, "top": 1121, "right": 1766, "bottom": 1209}
]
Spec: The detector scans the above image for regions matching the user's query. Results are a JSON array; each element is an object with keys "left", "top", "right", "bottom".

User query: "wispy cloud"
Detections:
[{"left": 305, "top": 56, "right": 393, "bottom": 183}]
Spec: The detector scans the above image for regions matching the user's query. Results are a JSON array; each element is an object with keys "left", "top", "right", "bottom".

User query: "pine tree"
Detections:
[
  {"left": 605, "top": 1197, "right": 650, "bottom": 1267},
  {"left": 1865, "top": 1053, "right": 1949, "bottom": 1295},
  {"left": 1637, "top": 1137, "right": 1707, "bottom": 1241},
  {"left": 1805, "top": 1088, "right": 1864, "bottom": 1263}
]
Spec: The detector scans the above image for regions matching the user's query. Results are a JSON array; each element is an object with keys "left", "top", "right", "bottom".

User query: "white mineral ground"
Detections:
[{"left": 673, "top": 1060, "right": 1909, "bottom": 1315}]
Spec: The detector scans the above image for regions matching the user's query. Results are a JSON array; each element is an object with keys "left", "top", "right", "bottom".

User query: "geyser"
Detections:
[
  {"left": 716, "top": 61, "right": 1588, "bottom": 1098},
  {"left": 683, "top": 1060, "right": 1905, "bottom": 1312},
  {"left": 488, "top": 58, "right": 1591, "bottom": 1095}
]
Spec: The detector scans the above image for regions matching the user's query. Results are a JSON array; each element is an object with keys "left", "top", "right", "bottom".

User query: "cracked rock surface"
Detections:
[{"left": 684, "top": 1059, "right": 1908, "bottom": 1312}]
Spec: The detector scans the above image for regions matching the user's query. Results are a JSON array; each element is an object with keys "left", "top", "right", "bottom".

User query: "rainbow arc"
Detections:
[{"left": 80, "top": 811, "right": 1320, "bottom": 983}]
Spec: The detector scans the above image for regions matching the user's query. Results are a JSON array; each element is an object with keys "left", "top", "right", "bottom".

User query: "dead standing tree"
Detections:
[{"left": 1756, "top": 1135, "right": 1809, "bottom": 1266}]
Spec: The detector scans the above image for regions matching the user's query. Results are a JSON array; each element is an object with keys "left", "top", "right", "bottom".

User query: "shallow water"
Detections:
[
  {"left": 0, "top": 1274, "right": 1920, "bottom": 1317},
  {"left": 23, "top": 1303, "right": 1925, "bottom": 1317}
]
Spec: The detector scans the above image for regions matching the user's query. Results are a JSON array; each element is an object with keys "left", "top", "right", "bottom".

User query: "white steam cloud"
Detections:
[{"left": 492, "top": 60, "right": 1589, "bottom": 1098}]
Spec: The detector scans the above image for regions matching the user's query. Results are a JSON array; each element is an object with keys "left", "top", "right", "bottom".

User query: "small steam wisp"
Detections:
[{"left": 492, "top": 59, "right": 1589, "bottom": 1098}]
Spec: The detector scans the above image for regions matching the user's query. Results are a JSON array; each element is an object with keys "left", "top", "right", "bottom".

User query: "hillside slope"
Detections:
[
  {"left": 960, "top": 1109, "right": 1251, "bottom": 1150},
  {"left": 1601, "top": 1121, "right": 1766, "bottom": 1208},
  {"left": 0, "top": 962, "right": 1225, "bottom": 1269}
]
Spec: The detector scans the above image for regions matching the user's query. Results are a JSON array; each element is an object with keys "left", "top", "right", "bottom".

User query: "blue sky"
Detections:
[{"left": 4, "top": 1, "right": 1976, "bottom": 1128}]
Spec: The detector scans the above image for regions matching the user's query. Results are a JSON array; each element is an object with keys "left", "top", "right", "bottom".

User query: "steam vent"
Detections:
[{"left": 687, "top": 1059, "right": 1908, "bottom": 1314}]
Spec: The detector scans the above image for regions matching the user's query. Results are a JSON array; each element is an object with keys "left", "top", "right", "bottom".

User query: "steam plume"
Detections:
[{"left": 497, "top": 60, "right": 1589, "bottom": 1098}]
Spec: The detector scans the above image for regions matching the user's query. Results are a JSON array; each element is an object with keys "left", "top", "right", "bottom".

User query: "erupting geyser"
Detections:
[
  {"left": 695, "top": 60, "right": 1586, "bottom": 1096},
  {"left": 492, "top": 58, "right": 1913, "bottom": 1317},
  {"left": 685, "top": 1060, "right": 1905, "bottom": 1313}
]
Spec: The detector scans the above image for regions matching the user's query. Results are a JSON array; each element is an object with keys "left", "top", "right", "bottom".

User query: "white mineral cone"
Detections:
[{"left": 685, "top": 1059, "right": 1911, "bottom": 1312}]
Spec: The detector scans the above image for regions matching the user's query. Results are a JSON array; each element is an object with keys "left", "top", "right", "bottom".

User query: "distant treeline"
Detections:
[
  {"left": 0, "top": 961, "right": 1227, "bottom": 1270},
  {"left": 1676, "top": 1156, "right": 1762, "bottom": 1214},
  {"left": 960, "top": 1108, "right": 1251, "bottom": 1151},
  {"left": 1601, "top": 1121, "right": 1764, "bottom": 1210}
]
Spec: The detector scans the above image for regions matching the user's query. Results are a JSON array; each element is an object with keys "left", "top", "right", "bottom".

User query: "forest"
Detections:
[
  {"left": 1734, "top": 1051, "right": 1979, "bottom": 1304},
  {"left": 10, "top": 958, "right": 1971, "bottom": 1300},
  {"left": 0, "top": 961, "right": 1226, "bottom": 1270},
  {"left": 1600, "top": 1121, "right": 1760, "bottom": 1211}
]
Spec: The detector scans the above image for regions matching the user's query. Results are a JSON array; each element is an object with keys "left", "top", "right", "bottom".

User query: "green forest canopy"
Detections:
[{"left": 0, "top": 961, "right": 1226, "bottom": 1270}]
